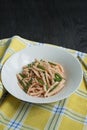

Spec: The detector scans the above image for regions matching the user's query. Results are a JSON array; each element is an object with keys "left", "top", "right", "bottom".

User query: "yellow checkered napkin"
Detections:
[{"left": 0, "top": 36, "right": 87, "bottom": 130}]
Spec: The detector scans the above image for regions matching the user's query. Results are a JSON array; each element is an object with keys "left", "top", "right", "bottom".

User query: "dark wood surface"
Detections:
[{"left": 0, "top": 0, "right": 87, "bottom": 52}]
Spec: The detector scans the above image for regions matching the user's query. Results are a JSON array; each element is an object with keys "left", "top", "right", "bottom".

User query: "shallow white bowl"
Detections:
[{"left": 1, "top": 44, "right": 83, "bottom": 103}]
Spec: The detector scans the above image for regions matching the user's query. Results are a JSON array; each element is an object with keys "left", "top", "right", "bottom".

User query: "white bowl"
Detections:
[{"left": 1, "top": 44, "right": 83, "bottom": 103}]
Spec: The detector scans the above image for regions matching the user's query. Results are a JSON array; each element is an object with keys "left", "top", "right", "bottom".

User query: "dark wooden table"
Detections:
[{"left": 0, "top": 0, "right": 87, "bottom": 53}]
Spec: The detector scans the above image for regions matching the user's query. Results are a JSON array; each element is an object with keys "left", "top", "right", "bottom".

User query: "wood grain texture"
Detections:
[{"left": 0, "top": 0, "right": 87, "bottom": 52}]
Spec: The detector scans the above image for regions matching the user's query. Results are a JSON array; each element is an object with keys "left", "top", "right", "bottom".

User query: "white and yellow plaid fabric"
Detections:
[{"left": 0, "top": 36, "right": 87, "bottom": 130}]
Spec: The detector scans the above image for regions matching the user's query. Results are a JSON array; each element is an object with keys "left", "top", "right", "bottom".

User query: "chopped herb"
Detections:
[
  {"left": 24, "top": 78, "right": 32, "bottom": 92},
  {"left": 49, "top": 85, "right": 58, "bottom": 92},
  {"left": 18, "top": 79, "right": 26, "bottom": 88},
  {"left": 54, "top": 73, "right": 62, "bottom": 82},
  {"left": 37, "top": 64, "right": 45, "bottom": 70},
  {"left": 48, "top": 61, "right": 56, "bottom": 66},
  {"left": 46, "top": 85, "right": 49, "bottom": 90},
  {"left": 28, "top": 64, "right": 32, "bottom": 67},
  {"left": 37, "top": 78, "right": 44, "bottom": 85},
  {"left": 28, "top": 62, "right": 35, "bottom": 67},
  {"left": 19, "top": 73, "right": 26, "bottom": 78},
  {"left": 27, "top": 78, "right": 32, "bottom": 86},
  {"left": 23, "top": 87, "right": 28, "bottom": 93}
]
